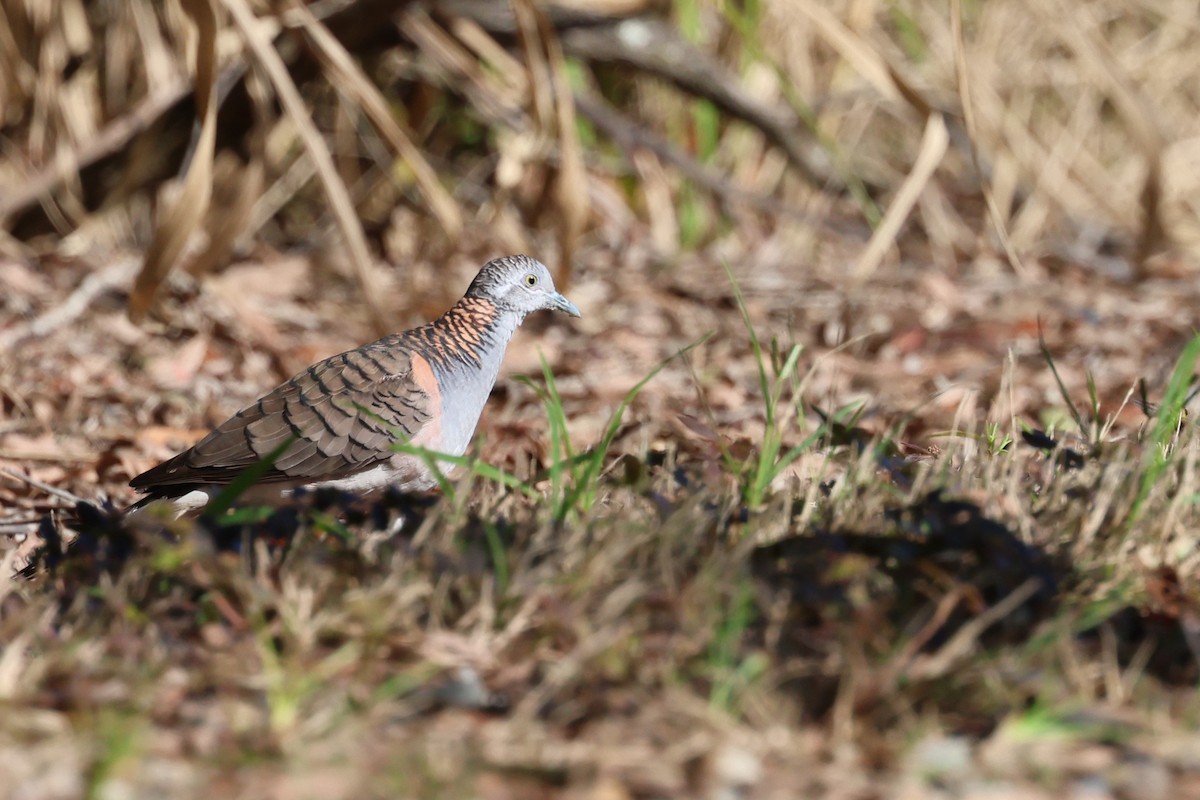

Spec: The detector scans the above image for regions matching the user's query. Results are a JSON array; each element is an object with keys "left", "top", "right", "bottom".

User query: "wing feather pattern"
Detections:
[{"left": 130, "top": 342, "right": 432, "bottom": 491}]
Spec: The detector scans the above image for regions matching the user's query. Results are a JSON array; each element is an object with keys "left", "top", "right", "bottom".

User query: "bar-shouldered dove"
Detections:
[{"left": 129, "top": 255, "right": 579, "bottom": 514}]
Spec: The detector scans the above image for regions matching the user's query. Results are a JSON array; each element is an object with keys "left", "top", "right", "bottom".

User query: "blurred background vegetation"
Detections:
[{"left": 3, "top": 0, "right": 1196, "bottom": 320}]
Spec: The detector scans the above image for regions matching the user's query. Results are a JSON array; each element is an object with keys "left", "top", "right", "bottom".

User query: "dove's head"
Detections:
[{"left": 467, "top": 255, "right": 581, "bottom": 319}]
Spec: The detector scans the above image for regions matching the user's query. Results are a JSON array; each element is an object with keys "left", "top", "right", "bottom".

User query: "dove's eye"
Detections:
[{"left": 524, "top": 273, "right": 538, "bottom": 287}]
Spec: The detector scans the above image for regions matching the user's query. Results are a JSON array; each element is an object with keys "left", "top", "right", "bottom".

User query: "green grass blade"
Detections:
[
  {"left": 723, "top": 262, "right": 773, "bottom": 427},
  {"left": 353, "top": 403, "right": 539, "bottom": 500},
  {"left": 482, "top": 521, "right": 509, "bottom": 595},
  {"left": 202, "top": 435, "right": 297, "bottom": 519},
  {"left": 1038, "top": 322, "right": 1085, "bottom": 435},
  {"left": 571, "top": 333, "right": 714, "bottom": 511},
  {"left": 387, "top": 441, "right": 540, "bottom": 500},
  {"left": 1128, "top": 332, "right": 1200, "bottom": 525},
  {"left": 521, "top": 332, "right": 713, "bottom": 519}
]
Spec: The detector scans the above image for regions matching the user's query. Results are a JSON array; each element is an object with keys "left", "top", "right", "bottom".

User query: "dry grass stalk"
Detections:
[
  {"left": 528, "top": 0, "right": 589, "bottom": 287},
  {"left": 287, "top": 0, "right": 463, "bottom": 242},
  {"left": 222, "top": 0, "right": 388, "bottom": 331},
  {"left": 949, "top": 0, "right": 1029, "bottom": 279},
  {"left": 852, "top": 112, "right": 947, "bottom": 281},
  {"left": 128, "top": 0, "right": 219, "bottom": 322}
]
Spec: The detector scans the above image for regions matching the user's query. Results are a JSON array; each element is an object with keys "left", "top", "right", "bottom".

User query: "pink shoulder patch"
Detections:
[{"left": 408, "top": 353, "right": 443, "bottom": 448}]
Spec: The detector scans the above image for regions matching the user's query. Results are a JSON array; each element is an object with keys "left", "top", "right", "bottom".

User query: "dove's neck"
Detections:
[
  {"left": 421, "top": 296, "right": 523, "bottom": 456},
  {"left": 426, "top": 296, "right": 522, "bottom": 372}
]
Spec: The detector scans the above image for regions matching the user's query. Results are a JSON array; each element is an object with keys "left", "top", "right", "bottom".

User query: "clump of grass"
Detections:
[
  {"left": 524, "top": 336, "right": 711, "bottom": 521},
  {"left": 722, "top": 263, "right": 868, "bottom": 510},
  {"left": 706, "top": 576, "right": 766, "bottom": 712}
]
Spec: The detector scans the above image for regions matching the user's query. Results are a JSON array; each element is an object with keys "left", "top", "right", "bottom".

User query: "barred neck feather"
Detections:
[
  {"left": 418, "top": 295, "right": 522, "bottom": 457},
  {"left": 412, "top": 296, "right": 520, "bottom": 373}
]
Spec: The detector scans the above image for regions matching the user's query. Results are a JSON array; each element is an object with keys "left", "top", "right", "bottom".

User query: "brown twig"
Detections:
[
  {"left": 430, "top": 3, "right": 836, "bottom": 190},
  {"left": 574, "top": 91, "right": 828, "bottom": 226},
  {"left": 0, "top": 467, "right": 86, "bottom": 506},
  {"left": 0, "top": 257, "right": 139, "bottom": 350},
  {"left": 907, "top": 578, "right": 1042, "bottom": 680},
  {"left": 0, "top": 449, "right": 98, "bottom": 463}
]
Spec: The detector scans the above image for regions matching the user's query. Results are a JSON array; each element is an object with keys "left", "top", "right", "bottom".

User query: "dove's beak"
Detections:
[{"left": 550, "top": 292, "right": 581, "bottom": 317}]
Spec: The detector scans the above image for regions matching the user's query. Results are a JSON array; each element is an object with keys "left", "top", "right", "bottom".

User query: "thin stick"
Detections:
[
  {"left": 0, "top": 257, "right": 138, "bottom": 350},
  {"left": 950, "top": 0, "right": 1029, "bottom": 279},
  {"left": 0, "top": 520, "right": 42, "bottom": 536},
  {"left": 0, "top": 467, "right": 85, "bottom": 506},
  {"left": 852, "top": 113, "right": 949, "bottom": 281},
  {"left": 0, "top": 449, "right": 97, "bottom": 463}
]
